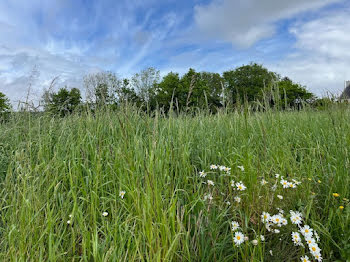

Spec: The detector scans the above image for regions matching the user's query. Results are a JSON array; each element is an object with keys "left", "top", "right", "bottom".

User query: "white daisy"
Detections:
[
  {"left": 290, "top": 210, "right": 303, "bottom": 225},
  {"left": 219, "top": 165, "right": 226, "bottom": 171},
  {"left": 119, "top": 190, "right": 126, "bottom": 199},
  {"left": 233, "top": 232, "right": 245, "bottom": 246},
  {"left": 275, "top": 174, "right": 280, "bottom": 179},
  {"left": 199, "top": 171, "right": 207, "bottom": 178},
  {"left": 251, "top": 239, "right": 258, "bottom": 246},
  {"left": 230, "top": 180, "right": 235, "bottom": 187},
  {"left": 224, "top": 167, "right": 231, "bottom": 172},
  {"left": 207, "top": 180, "right": 215, "bottom": 186},
  {"left": 261, "top": 179, "right": 268, "bottom": 185},
  {"left": 210, "top": 164, "right": 218, "bottom": 170},
  {"left": 102, "top": 212, "right": 109, "bottom": 217},
  {"left": 231, "top": 221, "right": 239, "bottom": 231},
  {"left": 236, "top": 181, "right": 246, "bottom": 191},
  {"left": 234, "top": 196, "right": 241, "bottom": 203},
  {"left": 300, "top": 255, "right": 310, "bottom": 262},
  {"left": 225, "top": 201, "right": 231, "bottom": 206},
  {"left": 277, "top": 195, "right": 283, "bottom": 200},
  {"left": 309, "top": 243, "right": 321, "bottom": 256},
  {"left": 260, "top": 235, "right": 265, "bottom": 241},
  {"left": 291, "top": 232, "right": 302, "bottom": 246},
  {"left": 280, "top": 179, "right": 289, "bottom": 188},
  {"left": 305, "top": 236, "right": 316, "bottom": 246},
  {"left": 261, "top": 212, "right": 270, "bottom": 223},
  {"left": 67, "top": 220, "right": 72, "bottom": 225},
  {"left": 300, "top": 225, "right": 313, "bottom": 238}
]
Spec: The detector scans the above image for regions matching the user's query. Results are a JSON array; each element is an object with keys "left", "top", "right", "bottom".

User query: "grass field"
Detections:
[{"left": 0, "top": 106, "right": 349, "bottom": 261}]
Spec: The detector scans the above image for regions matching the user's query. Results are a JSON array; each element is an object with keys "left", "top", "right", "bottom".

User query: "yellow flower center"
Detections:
[
  {"left": 312, "top": 247, "right": 316, "bottom": 251},
  {"left": 237, "top": 236, "right": 241, "bottom": 240},
  {"left": 305, "top": 229, "right": 309, "bottom": 233}
]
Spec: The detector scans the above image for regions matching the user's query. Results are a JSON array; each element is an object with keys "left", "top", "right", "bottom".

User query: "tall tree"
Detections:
[
  {"left": 223, "top": 63, "right": 277, "bottom": 105},
  {"left": 84, "top": 71, "right": 121, "bottom": 107},
  {"left": 131, "top": 67, "right": 160, "bottom": 104},
  {"left": 0, "top": 92, "right": 11, "bottom": 121},
  {"left": 43, "top": 87, "right": 81, "bottom": 116}
]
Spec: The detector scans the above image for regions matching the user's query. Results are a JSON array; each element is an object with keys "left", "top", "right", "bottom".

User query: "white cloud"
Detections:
[
  {"left": 270, "top": 8, "right": 350, "bottom": 96},
  {"left": 194, "top": 0, "right": 342, "bottom": 48}
]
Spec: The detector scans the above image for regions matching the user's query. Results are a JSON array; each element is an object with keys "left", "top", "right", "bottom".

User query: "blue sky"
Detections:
[{"left": 0, "top": 0, "right": 349, "bottom": 104}]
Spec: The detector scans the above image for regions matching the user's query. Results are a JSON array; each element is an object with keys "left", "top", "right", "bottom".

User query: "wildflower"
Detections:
[
  {"left": 309, "top": 243, "right": 321, "bottom": 256},
  {"left": 290, "top": 210, "right": 303, "bottom": 225},
  {"left": 275, "top": 174, "right": 280, "bottom": 179},
  {"left": 234, "top": 196, "right": 241, "bottom": 203},
  {"left": 236, "top": 181, "right": 246, "bottom": 191},
  {"left": 308, "top": 178, "right": 312, "bottom": 181},
  {"left": 119, "top": 191, "right": 126, "bottom": 199},
  {"left": 210, "top": 164, "right": 218, "bottom": 170},
  {"left": 231, "top": 221, "right": 240, "bottom": 231},
  {"left": 291, "top": 232, "right": 302, "bottom": 246},
  {"left": 261, "top": 212, "right": 270, "bottom": 223},
  {"left": 300, "top": 225, "right": 313, "bottom": 237},
  {"left": 244, "top": 236, "right": 249, "bottom": 241},
  {"left": 269, "top": 250, "right": 273, "bottom": 256},
  {"left": 69, "top": 214, "right": 73, "bottom": 218},
  {"left": 281, "top": 218, "right": 288, "bottom": 226},
  {"left": 333, "top": 193, "right": 340, "bottom": 197},
  {"left": 343, "top": 198, "right": 349, "bottom": 201},
  {"left": 102, "top": 212, "right": 109, "bottom": 217},
  {"left": 277, "top": 195, "right": 283, "bottom": 200},
  {"left": 271, "top": 214, "right": 283, "bottom": 226},
  {"left": 219, "top": 165, "right": 226, "bottom": 171},
  {"left": 317, "top": 180, "right": 321, "bottom": 183},
  {"left": 230, "top": 180, "right": 235, "bottom": 187},
  {"left": 290, "top": 183, "right": 297, "bottom": 188},
  {"left": 204, "top": 194, "right": 213, "bottom": 201},
  {"left": 207, "top": 180, "right": 214, "bottom": 186},
  {"left": 67, "top": 220, "right": 72, "bottom": 225},
  {"left": 260, "top": 235, "right": 265, "bottom": 241},
  {"left": 314, "top": 252, "right": 323, "bottom": 261},
  {"left": 237, "top": 165, "right": 245, "bottom": 171},
  {"left": 224, "top": 167, "right": 231, "bottom": 173},
  {"left": 300, "top": 256, "right": 310, "bottom": 262},
  {"left": 281, "top": 179, "right": 289, "bottom": 188},
  {"left": 261, "top": 179, "right": 268, "bottom": 185},
  {"left": 199, "top": 171, "right": 206, "bottom": 178},
  {"left": 252, "top": 239, "right": 258, "bottom": 245},
  {"left": 339, "top": 206, "right": 344, "bottom": 210},
  {"left": 233, "top": 232, "right": 245, "bottom": 246},
  {"left": 305, "top": 236, "right": 316, "bottom": 246},
  {"left": 274, "top": 229, "right": 280, "bottom": 233},
  {"left": 225, "top": 201, "right": 231, "bottom": 206}
]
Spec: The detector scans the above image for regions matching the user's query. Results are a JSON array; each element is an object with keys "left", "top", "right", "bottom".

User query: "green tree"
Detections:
[
  {"left": 0, "top": 92, "right": 11, "bottom": 121},
  {"left": 277, "top": 77, "right": 314, "bottom": 108},
  {"left": 43, "top": 87, "right": 81, "bottom": 116},
  {"left": 223, "top": 63, "right": 277, "bottom": 105},
  {"left": 152, "top": 72, "right": 183, "bottom": 112}
]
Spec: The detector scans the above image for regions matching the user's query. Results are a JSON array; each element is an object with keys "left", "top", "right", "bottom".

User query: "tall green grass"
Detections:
[{"left": 0, "top": 106, "right": 349, "bottom": 261}]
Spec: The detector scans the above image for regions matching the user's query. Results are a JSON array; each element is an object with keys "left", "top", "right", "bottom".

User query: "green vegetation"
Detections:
[
  {"left": 38, "top": 63, "right": 314, "bottom": 115},
  {"left": 0, "top": 105, "right": 349, "bottom": 261}
]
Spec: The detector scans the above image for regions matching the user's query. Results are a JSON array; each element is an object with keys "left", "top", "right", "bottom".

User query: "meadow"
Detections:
[{"left": 0, "top": 105, "right": 349, "bottom": 261}]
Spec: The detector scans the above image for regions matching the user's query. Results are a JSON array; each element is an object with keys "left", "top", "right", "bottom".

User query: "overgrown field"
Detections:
[{"left": 0, "top": 107, "right": 349, "bottom": 261}]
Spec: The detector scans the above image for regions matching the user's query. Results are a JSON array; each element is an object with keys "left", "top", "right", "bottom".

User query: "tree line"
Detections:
[{"left": 1, "top": 63, "right": 330, "bottom": 118}]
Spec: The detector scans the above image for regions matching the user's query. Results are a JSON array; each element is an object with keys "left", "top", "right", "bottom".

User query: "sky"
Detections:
[{"left": 0, "top": 0, "right": 349, "bottom": 105}]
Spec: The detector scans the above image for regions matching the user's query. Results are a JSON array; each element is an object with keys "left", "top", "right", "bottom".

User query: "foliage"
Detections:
[
  {"left": 223, "top": 63, "right": 277, "bottom": 105},
  {"left": 0, "top": 92, "right": 11, "bottom": 121},
  {"left": 277, "top": 77, "right": 314, "bottom": 108},
  {"left": 42, "top": 87, "right": 82, "bottom": 116}
]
